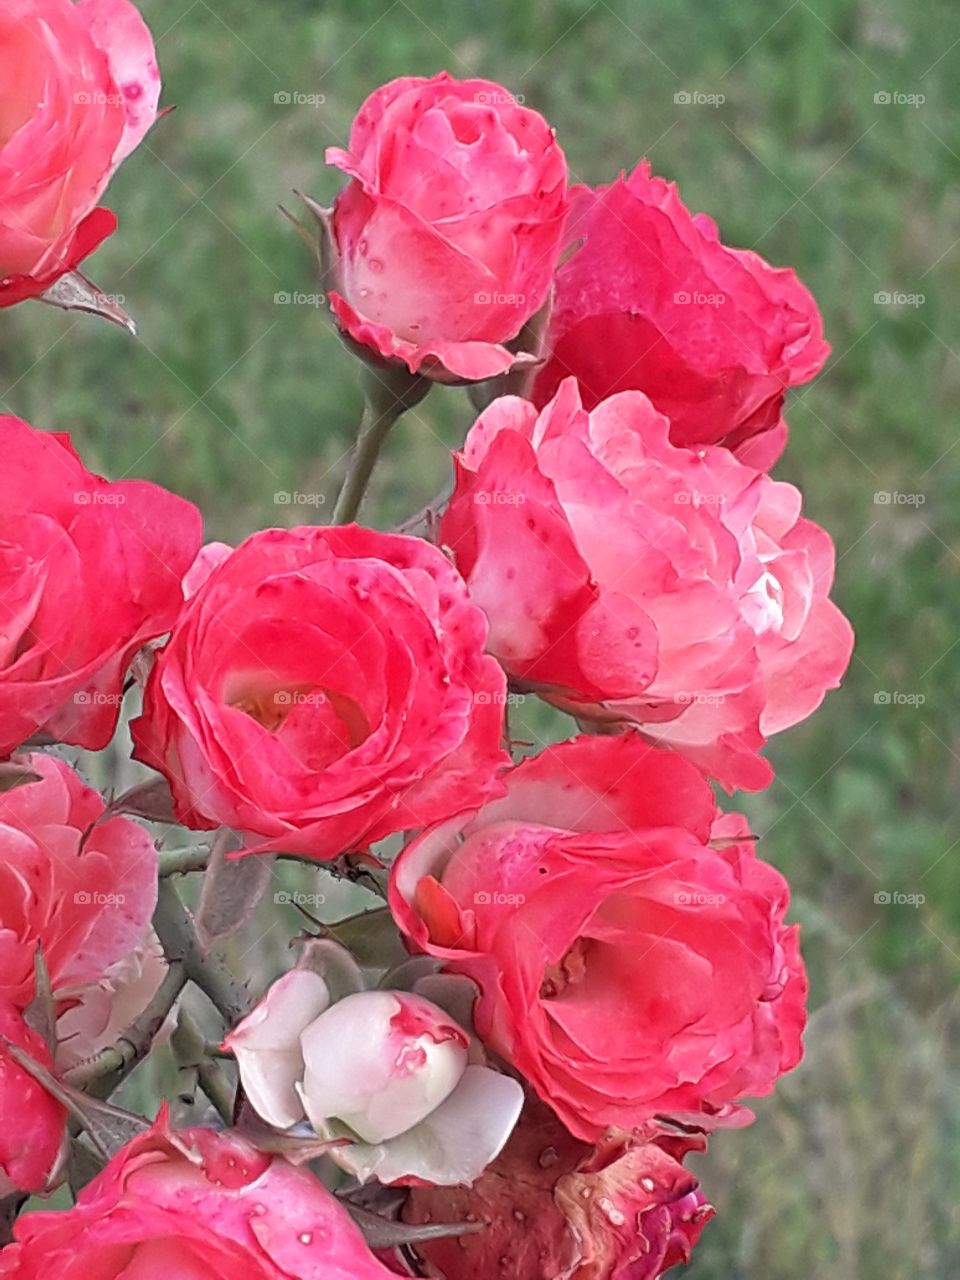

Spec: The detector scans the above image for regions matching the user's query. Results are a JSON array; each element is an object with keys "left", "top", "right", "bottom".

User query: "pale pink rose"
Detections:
[
  {"left": 0, "top": 0, "right": 161, "bottom": 306},
  {"left": 226, "top": 965, "right": 522, "bottom": 1187},
  {"left": 439, "top": 378, "right": 854, "bottom": 788},
  {"left": 54, "top": 934, "right": 168, "bottom": 1071}
]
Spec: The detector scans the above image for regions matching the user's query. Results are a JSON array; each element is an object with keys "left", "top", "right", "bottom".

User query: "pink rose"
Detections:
[
  {"left": 0, "top": 753, "right": 159, "bottom": 1196},
  {"left": 0, "top": 0, "right": 160, "bottom": 307},
  {"left": 534, "top": 162, "right": 829, "bottom": 464},
  {"left": 390, "top": 734, "right": 808, "bottom": 1140},
  {"left": 0, "top": 1005, "right": 67, "bottom": 1198},
  {"left": 0, "top": 752, "right": 158, "bottom": 1010},
  {"left": 439, "top": 379, "right": 853, "bottom": 789},
  {"left": 324, "top": 73, "right": 568, "bottom": 382},
  {"left": 0, "top": 415, "right": 203, "bottom": 756},
  {"left": 0, "top": 1111, "right": 399, "bottom": 1278},
  {"left": 132, "top": 526, "right": 509, "bottom": 858},
  {"left": 405, "top": 1097, "right": 714, "bottom": 1279},
  {"left": 225, "top": 956, "right": 522, "bottom": 1186}
]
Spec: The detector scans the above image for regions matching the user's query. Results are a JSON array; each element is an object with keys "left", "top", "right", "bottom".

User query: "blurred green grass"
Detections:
[{"left": 4, "top": 1, "right": 960, "bottom": 1275}]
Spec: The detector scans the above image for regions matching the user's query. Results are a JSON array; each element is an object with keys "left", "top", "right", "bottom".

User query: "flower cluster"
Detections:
[{"left": 0, "top": 39, "right": 851, "bottom": 1280}]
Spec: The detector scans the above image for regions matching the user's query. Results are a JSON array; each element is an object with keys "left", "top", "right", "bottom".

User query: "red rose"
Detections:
[
  {"left": 0, "top": 416, "right": 202, "bottom": 755},
  {"left": 390, "top": 734, "right": 808, "bottom": 1140},
  {"left": 0, "top": 1005, "right": 67, "bottom": 1198},
  {"left": 534, "top": 162, "right": 829, "bottom": 463},
  {"left": 439, "top": 379, "right": 853, "bottom": 789},
  {"left": 0, "top": 753, "right": 158, "bottom": 1011},
  {"left": 0, "top": 0, "right": 160, "bottom": 306},
  {"left": 132, "top": 526, "right": 509, "bottom": 858},
  {"left": 405, "top": 1097, "right": 713, "bottom": 1280},
  {"left": 324, "top": 73, "right": 568, "bottom": 382},
  {"left": 0, "top": 1110, "right": 399, "bottom": 1278}
]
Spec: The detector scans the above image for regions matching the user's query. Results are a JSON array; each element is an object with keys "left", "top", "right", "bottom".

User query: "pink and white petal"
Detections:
[
  {"left": 329, "top": 292, "right": 518, "bottom": 382},
  {"left": 329, "top": 1065, "right": 523, "bottom": 1186},
  {"left": 76, "top": 0, "right": 161, "bottom": 163},
  {"left": 223, "top": 968, "right": 331, "bottom": 1129}
]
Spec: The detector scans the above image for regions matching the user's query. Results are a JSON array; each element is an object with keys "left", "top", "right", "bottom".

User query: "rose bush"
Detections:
[
  {"left": 132, "top": 525, "right": 509, "bottom": 857},
  {"left": 0, "top": 1111, "right": 400, "bottom": 1278},
  {"left": 0, "top": 415, "right": 202, "bottom": 756},
  {"left": 0, "top": 0, "right": 160, "bottom": 307},
  {"left": 534, "top": 162, "right": 829, "bottom": 465},
  {"left": 439, "top": 378, "right": 853, "bottom": 789},
  {"left": 225, "top": 951, "right": 522, "bottom": 1186},
  {"left": 405, "top": 1096, "right": 713, "bottom": 1279},
  {"left": 323, "top": 72, "right": 568, "bottom": 382},
  {"left": 390, "top": 734, "right": 808, "bottom": 1139}
]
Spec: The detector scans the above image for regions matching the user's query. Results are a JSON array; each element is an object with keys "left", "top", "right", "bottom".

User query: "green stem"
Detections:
[
  {"left": 65, "top": 961, "right": 189, "bottom": 1096},
  {"left": 158, "top": 845, "right": 211, "bottom": 877},
  {"left": 332, "top": 368, "right": 430, "bottom": 525},
  {"left": 171, "top": 1008, "right": 236, "bottom": 1125},
  {"left": 152, "top": 879, "right": 252, "bottom": 1028}
]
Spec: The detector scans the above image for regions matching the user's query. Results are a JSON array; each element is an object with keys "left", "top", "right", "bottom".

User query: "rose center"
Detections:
[
  {"left": 540, "top": 938, "right": 590, "bottom": 999},
  {"left": 742, "top": 568, "right": 785, "bottom": 635}
]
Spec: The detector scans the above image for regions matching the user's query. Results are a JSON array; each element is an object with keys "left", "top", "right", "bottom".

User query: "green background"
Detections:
[{"left": 5, "top": 1, "right": 959, "bottom": 1275}]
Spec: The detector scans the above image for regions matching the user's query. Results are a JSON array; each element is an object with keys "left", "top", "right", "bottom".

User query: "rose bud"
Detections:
[
  {"left": 131, "top": 525, "right": 509, "bottom": 859},
  {"left": 0, "top": 0, "right": 161, "bottom": 310},
  {"left": 390, "top": 734, "right": 808, "bottom": 1140},
  {"left": 439, "top": 378, "right": 853, "bottom": 790},
  {"left": 320, "top": 73, "right": 568, "bottom": 384},
  {"left": 0, "top": 1109, "right": 400, "bottom": 1278},
  {"left": 224, "top": 970, "right": 523, "bottom": 1186},
  {"left": 405, "top": 1096, "right": 714, "bottom": 1279},
  {"left": 0, "top": 415, "right": 202, "bottom": 756},
  {"left": 534, "top": 162, "right": 829, "bottom": 465}
]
